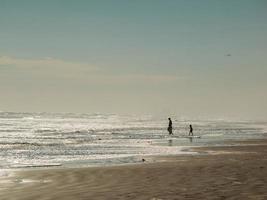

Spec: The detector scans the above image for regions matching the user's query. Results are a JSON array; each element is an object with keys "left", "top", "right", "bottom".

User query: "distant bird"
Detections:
[{"left": 226, "top": 54, "right": 231, "bottom": 57}]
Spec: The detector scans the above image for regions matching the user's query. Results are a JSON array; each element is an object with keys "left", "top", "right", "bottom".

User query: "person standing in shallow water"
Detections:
[
  {"left": 189, "top": 124, "right": 193, "bottom": 136},
  {"left": 168, "top": 118, "right": 173, "bottom": 135}
]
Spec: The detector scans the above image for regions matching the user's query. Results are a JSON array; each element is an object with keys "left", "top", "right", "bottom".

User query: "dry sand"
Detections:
[{"left": 1, "top": 139, "right": 267, "bottom": 200}]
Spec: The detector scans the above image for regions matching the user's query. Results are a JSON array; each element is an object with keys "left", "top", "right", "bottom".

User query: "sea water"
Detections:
[{"left": 0, "top": 112, "right": 266, "bottom": 169}]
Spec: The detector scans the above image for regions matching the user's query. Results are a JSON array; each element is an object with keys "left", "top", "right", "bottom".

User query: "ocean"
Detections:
[{"left": 0, "top": 112, "right": 266, "bottom": 169}]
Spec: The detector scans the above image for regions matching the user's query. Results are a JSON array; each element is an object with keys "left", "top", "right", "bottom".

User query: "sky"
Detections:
[{"left": 0, "top": 0, "right": 267, "bottom": 119}]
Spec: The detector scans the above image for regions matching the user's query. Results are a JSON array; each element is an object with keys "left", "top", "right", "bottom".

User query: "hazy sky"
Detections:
[{"left": 0, "top": 0, "right": 267, "bottom": 119}]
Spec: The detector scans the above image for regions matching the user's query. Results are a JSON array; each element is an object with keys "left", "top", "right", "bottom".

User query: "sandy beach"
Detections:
[{"left": 1, "top": 139, "right": 267, "bottom": 200}]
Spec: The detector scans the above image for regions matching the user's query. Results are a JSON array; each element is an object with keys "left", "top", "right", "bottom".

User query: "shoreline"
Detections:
[{"left": 1, "top": 138, "right": 267, "bottom": 199}]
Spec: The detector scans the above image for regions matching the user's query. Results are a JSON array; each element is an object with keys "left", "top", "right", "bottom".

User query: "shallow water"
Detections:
[{"left": 0, "top": 112, "right": 266, "bottom": 169}]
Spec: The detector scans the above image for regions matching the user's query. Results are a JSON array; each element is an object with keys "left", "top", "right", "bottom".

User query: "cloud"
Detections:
[
  {"left": 0, "top": 55, "right": 104, "bottom": 81},
  {"left": 0, "top": 55, "right": 98, "bottom": 77},
  {"left": 87, "top": 74, "right": 179, "bottom": 85},
  {"left": 0, "top": 55, "right": 180, "bottom": 84},
  {"left": 0, "top": 55, "right": 96, "bottom": 69}
]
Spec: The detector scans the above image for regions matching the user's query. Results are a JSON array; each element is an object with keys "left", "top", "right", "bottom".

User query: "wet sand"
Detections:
[{"left": 1, "top": 139, "right": 267, "bottom": 200}]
